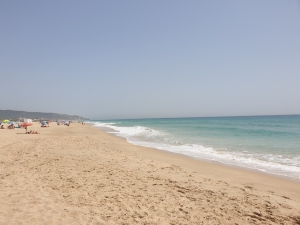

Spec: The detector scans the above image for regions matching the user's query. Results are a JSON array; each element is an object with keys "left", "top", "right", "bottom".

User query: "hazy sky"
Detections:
[{"left": 1, "top": 1, "right": 299, "bottom": 119}]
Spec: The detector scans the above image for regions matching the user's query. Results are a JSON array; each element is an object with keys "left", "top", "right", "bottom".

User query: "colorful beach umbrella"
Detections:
[
  {"left": 20, "top": 122, "right": 33, "bottom": 127},
  {"left": 2, "top": 119, "right": 10, "bottom": 123},
  {"left": 8, "top": 121, "right": 15, "bottom": 124},
  {"left": 20, "top": 122, "right": 32, "bottom": 133}
]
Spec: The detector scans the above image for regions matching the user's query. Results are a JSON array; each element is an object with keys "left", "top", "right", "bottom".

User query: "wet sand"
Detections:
[{"left": 1, "top": 122, "right": 300, "bottom": 224}]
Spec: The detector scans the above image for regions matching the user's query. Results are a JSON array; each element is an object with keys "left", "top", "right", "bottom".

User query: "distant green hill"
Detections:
[{"left": 0, "top": 110, "right": 88, "bottom": 121}]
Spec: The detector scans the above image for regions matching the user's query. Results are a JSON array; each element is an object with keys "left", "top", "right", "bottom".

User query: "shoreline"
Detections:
[
  {"left": 1, "top": 122, "right": 300, "bottom": 224},
  {"left": 94, "top": 124, "right": 300, "bottom": 184},
  {"left": 93, "top": 125, "right": 300, "bottom": 196}
]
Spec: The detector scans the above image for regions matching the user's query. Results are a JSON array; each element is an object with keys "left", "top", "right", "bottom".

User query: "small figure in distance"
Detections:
[{"left": 8, "top": 124, "right": 14, "bottom": 129}]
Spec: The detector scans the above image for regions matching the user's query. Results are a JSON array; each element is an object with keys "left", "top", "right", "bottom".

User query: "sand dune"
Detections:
[{"left": 1, "top": 123, "right": 300, "bottom": 224}]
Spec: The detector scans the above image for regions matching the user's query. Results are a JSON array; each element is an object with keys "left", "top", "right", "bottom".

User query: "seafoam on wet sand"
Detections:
[{"left": 92, "top": 115, "right": 300, "bottom": 180}]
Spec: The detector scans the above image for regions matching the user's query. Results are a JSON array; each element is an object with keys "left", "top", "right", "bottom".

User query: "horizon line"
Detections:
[{"left": 91, "top": 114, "right": 300, "bottom": 121}]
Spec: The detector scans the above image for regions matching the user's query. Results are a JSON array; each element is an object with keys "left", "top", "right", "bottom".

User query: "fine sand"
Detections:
[{"left": 1, "top": 122, "right": 300, "bottom": 225}]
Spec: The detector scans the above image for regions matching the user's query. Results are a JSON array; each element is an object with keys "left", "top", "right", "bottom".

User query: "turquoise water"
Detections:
[{"left": 91, "top": 115, "right": 300, "bottom": 180}]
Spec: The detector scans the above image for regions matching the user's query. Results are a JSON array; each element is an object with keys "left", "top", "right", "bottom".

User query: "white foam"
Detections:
[{"left": 92, "top": 122, "right": 300, "bottom": 180}]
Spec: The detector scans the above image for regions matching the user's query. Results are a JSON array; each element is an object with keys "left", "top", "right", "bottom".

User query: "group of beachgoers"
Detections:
[
  {"left": 0, "top": 120, "right": 49, "bottom": 134},
  {"left": 1, "top": 120, "right": 82, "bottom": 134},
  {"left": 0, "top": 123, "right": 21, "bottom": 129},
  {"left": 26, "top": 130, "right": 39, "bottom": 134},
  {"left": 0, "top": 124, "right": 39, "bottom": 134},
  {"left": 56, "top": 120, "right": 72, "bottom": 126}
]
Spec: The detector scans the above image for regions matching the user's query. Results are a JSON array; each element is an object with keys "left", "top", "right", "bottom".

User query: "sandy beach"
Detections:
[{"left": 1, "top": 122, "right": 300, "bottom": 225}]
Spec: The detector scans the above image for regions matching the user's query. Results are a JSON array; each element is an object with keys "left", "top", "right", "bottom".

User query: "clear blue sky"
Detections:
[{"left": 1, "top": 1, "right": 299, "bottom": 119}]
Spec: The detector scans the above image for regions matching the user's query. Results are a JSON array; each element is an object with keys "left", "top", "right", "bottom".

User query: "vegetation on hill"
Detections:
[{"left": 0, "top": 110, "right": 88, "bottom": 121}]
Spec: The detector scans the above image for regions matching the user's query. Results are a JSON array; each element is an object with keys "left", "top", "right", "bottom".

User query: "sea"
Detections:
[{"left": 90, "top": 115, "right": 300, "bottom": 181}]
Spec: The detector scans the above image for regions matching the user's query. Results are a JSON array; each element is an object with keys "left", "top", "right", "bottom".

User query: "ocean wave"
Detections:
[{"left": 92, "top": 122, "right": 300, "bottom": 180}]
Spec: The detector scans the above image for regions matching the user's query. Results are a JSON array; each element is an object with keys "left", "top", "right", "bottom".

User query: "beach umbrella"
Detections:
[
  {"left": 8, "top": 121, "right": 15, "bottom": 124},
  {"left": 20, "top": 122, "right": 33, "bottom": 127},
  {"left": 2, "top": 119, "right": 10, "bottom": 123},
  {"left": 41, "top": 121, "right": 47, "bottom": 125},
  {"left": 20, "top": 122, "right": 32, "bottom": 133}
]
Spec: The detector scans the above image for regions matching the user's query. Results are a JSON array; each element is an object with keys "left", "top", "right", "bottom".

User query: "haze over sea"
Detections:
[{"left": 91, "top": 115, "right": 300, "bottom": 180}]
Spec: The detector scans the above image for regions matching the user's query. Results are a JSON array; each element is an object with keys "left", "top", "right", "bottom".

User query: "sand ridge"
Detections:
[{"left": 1, "top": 122, "right": 300, "bottom": 224}]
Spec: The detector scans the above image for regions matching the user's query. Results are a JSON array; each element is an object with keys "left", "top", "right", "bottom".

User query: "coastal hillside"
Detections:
[{"left": 0, "top": 110, "right": 88, "bottom": 121}]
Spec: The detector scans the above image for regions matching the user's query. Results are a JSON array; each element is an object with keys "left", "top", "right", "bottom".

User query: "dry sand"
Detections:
[{"left": 1, "top": 122, "right": 300, "bottom": 225}]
